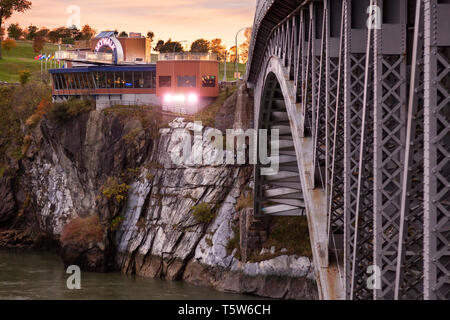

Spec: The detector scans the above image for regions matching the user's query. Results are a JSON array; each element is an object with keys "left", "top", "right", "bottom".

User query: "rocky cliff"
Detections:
[{"left": 0, "top": 86, "right": 318, "bottom": 299}]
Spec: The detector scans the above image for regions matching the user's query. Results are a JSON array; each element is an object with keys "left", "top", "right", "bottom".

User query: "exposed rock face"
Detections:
[
  {"left": 1, "top": 85, "right": 318, "bottom": 299},
  {"left": 13, "top": 110, "right": 153, "bottom": 268},
  {"left": 115, "top": 119, "right": 317, "bottom": 299},
  {"left": 0, "top": 175, "right": 16, "bottom": 226},
  {"left": 60, "top": 242, "right": 107, "bottom": 272}
]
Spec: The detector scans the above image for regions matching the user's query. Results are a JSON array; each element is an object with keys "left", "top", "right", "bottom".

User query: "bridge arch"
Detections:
[{"left": 253, "top": 56, "right": 342, "bottom": 300}]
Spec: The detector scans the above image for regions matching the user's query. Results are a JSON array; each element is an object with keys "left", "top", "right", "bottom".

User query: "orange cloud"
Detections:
[{"left": 8, "top": 0, "right": 256, "bottom": 48}]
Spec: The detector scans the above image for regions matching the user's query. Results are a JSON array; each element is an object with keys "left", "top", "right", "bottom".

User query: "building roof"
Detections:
[{"left": 95, "top": 31, "right": 116, "bottom": 38}]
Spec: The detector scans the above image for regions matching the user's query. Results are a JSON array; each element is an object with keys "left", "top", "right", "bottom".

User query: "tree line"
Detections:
[{"left": 153, "top": 29, "right": 251, "bottom": 63}]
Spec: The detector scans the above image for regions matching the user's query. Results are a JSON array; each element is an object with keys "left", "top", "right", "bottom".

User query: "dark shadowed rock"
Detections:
[
  {"left": 0, "top": 176, "right": 16, "bottom": 225},
  {"left": 60, "top": 241, "right": 110, "bottom": 272}
]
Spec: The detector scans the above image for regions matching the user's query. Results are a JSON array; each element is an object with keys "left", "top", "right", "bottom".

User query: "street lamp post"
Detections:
[
  {"left": 223, "top": 50, "right": 228, "bottom": 82},
  {"left": 235, "top": 27, "right": 250, "bottom": 80}
]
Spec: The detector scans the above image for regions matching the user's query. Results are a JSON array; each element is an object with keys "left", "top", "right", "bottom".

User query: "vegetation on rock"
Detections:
[
  {"left": 47, "top": 98, "right": 94, "bottom": 122},
  {"left": 236, "top": 192, "right": 254, "bottom": 211},
  {"left": 103, "top": 105, "right": 165, "bottom": 140},
  {"left": 250, "top": 216, "right": 312, "bottom": 262},
  {"left": 226, "top": 223, "right": 241, "bottom": 259},
  {"left": 110, "top": 216, "right": 124, "bottom": 231},
  {"left": 60, "top": 215, "right": 104, "bottom": 245},
  {"left": 0, "top": 83, "right": 50, "bottom": 171},
  {"left": 18, "top": 69, "right": 30, "bottom": 85},
  {"left": 191, "top": 202, "right": 215, "bottom": 223},
  {"left": 102, "top": 177, "right": 131, "bottom": 204}
]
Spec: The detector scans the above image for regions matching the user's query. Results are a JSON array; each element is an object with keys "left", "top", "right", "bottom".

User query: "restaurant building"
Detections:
[{"left": 50, "top": 32, "right": 219, "bottom": 113}]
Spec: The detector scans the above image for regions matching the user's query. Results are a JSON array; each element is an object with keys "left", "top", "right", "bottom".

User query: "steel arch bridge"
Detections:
[{"left": 246, "top": 0, "right": 449, "bottom": 300}]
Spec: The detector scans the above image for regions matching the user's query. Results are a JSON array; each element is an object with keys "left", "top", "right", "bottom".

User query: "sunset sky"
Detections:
[{"left": 8, "top": 0, "right": 256, "bottom": 48}]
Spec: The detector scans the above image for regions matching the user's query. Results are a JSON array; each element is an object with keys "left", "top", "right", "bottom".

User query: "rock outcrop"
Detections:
[{"left": 0, "top": 85, "right": 318, "bottom": 299}]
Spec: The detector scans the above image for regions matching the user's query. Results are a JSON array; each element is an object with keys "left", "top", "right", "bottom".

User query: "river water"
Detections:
[{"left": 0, "top": 250, "right": 258, "bottom": 300}]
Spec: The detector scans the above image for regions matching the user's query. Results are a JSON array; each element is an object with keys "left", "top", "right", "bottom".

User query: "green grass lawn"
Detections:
[
  {"left": 219, "top": 62, "right": 246, "bottom": 81},
  {"left": 0, "top": 41, "right": 246, "bottom": 82},
  {"left": 0, "top": 40, "right": 59, "bottom": 82}
]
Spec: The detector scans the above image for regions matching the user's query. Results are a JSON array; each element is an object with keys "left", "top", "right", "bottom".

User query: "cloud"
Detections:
[{"left": 8, "top": 0, "right": 256, "bottom": 47}]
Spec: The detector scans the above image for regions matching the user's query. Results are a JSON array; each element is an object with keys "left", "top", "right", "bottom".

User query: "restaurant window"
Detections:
[
  {"left": 124, "top": 72, "right": 133, "bottom": 88},
  {"left": 76, "top": 73, "right": 84, "bottom": 89},
  {"left": 83, "top": 73, "right": 90, "bottom": 89},
  {"left": 87, "top": 73, "right": 95, "bottom": 89},
  {"left": 144, "top": 71, "right": 156, "bottom": 88},
  {"left": 177, "top": 75, "right": 196, "bottom": 88},
  {"left": 114, "top": 72, "right": 124, "bottom": 88},
  {"left": 59, "top": 74, "right": 67, "bottom": 89},
  {"left": 106, "top": 72, "right": 114, "bottom": 88},
  {"left": 53, "top": 74, "right": 60, "bottom": 90},
  {"left": 76, "top": 73, "right": 83, "bottom": 89},
  {"left": 67, "top": 74, "right": 74, "bottom": 89},
  {"left": 202, "top": 75, "right": 216, "bottom": 87},
  {"left": 75, "top": 73, "right": 83, "bottom": 89},
  {"left": 134, "top": 72, "right": 144, "bottom": 88},
  {"left": 159, "top": 76, "right": 171, "bottom": 88},
  {"left": 97, "top": 72, "right": 106, "bottom": 88}
]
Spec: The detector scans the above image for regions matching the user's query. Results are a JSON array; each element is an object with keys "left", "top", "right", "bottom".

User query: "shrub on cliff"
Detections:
[
  {"left": 249, "top": 216, "right": 312, "bottom": 262},
  {"left": 236, "top": 192, "right": 254, "bottom": 211},
  {"left": 191, "top": 202, "right": 216, "bottom": 223},
  {"left": 226, "top": 223, "right": 241, "bottom": 259},
  {"left": 110, "top": 216, "right": 124, "bottom": 231},
  {"left": 19, "top": 70, "right": 31, "bottom": 86},
  {"left": 61, "top": 215, "right": 104, "bottom": 245},
  {"left": 102, "top": 177, "right": 130, "bottom": 204},
  {"left": 103, "top": 105, "right": 165, "bottom": 140},
  {"left": 48, "top": 98, "right": 94, "bottom": 122},
  {"left": 25, "top": 96, "right": 53, "bottom": 128},
  {"left": 0, "top": 84, "right": 50, "bottom": 170}
]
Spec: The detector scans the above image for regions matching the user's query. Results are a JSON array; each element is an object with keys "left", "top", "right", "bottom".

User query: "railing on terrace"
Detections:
[
  {"left": 55, "top": 50, "right": 114, "bottom": 64},
  {"left": 157, "top": 52, "right": 218, "bottom": 61}
]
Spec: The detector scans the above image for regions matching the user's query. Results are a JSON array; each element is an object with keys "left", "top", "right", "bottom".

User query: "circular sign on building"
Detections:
[{"left": 94, "top": 37, "right": 124, "bottom": 64}]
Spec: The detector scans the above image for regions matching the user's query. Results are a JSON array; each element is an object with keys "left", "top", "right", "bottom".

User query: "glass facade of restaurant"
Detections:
[{"left": 51, "top": 66, "right": 157, "bottom": 90}]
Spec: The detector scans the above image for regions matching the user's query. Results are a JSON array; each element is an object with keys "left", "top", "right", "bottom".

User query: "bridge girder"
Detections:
[{"left": 249, "top": 0, "right": 450, "bottom": 300}]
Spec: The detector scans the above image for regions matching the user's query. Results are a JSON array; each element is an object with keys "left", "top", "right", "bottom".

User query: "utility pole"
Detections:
[
  {"left": 235, "top": 27, "right": 250, "bottom": 80},
  {"left": 223, "top": 50, "right": 228, "bottom": 82}
]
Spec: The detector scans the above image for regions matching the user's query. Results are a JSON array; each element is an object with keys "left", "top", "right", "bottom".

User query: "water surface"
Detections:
[{"left": 0, "top": 250, "right": 258, "bottom": 300}]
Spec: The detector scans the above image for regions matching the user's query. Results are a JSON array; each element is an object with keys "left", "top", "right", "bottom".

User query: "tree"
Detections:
[
  {"left": 190, "top": 38, "right": 210, "bottom": 53},
  {"left": 209, "top": 38, "right": 226, "bottom": 61},
  {"left": 154, "top": 39, "right": 164, "bottom": 52},
  {"left": 47, "top": 26, "right": 77, "bottom": 44},
  {"left": 0, "top": 0, "right": 32, "bottom": 59},
  {"left": 18, "top": 69, "right": 30, "bottom": 85},
  {"left": 146, "top": 31, "right": 154, "bottom": 42},
  {"left": 47, "top": 29, "right": 59, "bottom": 43},
  {"left": 36, "top": 27, "right": 49, "bottom": 39},
  {"left": 68, "top": 25, "right": 82, "bottom": 40},
  {"left": 239, "top": 27, "right": 252, "bottom": 63},
  {"left": 229, "top": 46, "right": 237, "bottom": 63},
  {"left": 119, "top": 31, "right": 128, "bottom": 37},
  {"left": 7, "top": 22, "right": 22, "bottom": 39},
  {"left": 80, "top": 24, "right": 95, "bottom": 40},
  {"left": 154, "top": 39, "right": 184, "bottom": 53},
  {"left": 32, "top": 35, "right": 44, "bottom": 53},
  {"left": 2, "top": 38, "right": 16, "bottom": 55},
  {"left": 0, "top": 26, "right": 4, "bottom": 40},
  {"left": 26, "top": 24, "right": 37, "bottom": 40}
]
